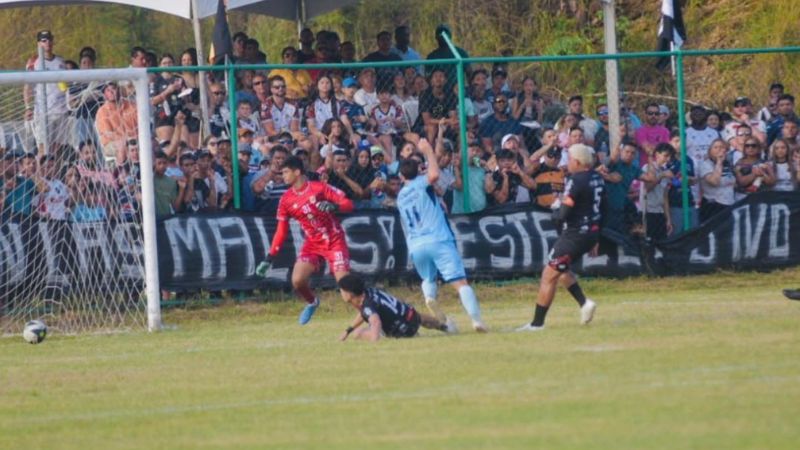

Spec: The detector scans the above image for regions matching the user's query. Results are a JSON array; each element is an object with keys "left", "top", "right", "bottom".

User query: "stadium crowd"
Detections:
[{"left": 2, "top": 26, "right": 800, "bottom": 241}]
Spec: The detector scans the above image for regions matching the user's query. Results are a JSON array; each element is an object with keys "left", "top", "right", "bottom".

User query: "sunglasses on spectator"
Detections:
[
  {"left": 598, "top": 110, "right": 609, "bottom": 116},
  {"left": 646, "top": 111, "right": 659, "bottom": 116},
  {"left": 127, "top": 139, "right": 138, "bottom": 146},
  {"left": 494, "top": 99, "right": 507, "bottom": 104}
]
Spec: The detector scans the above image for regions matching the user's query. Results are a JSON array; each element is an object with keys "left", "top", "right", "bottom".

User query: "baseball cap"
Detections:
[
  {"left": 37, "top": 30, "right": 53, "bottom": 41},
  {"left": 659, "top": 104, "right": 670, "bottom": 115},
  {"left": 292, "top": 147, "right": 308, "bottom": 156},
  {"left": 734, "top": 96, "right": 751, "bottom": 107},
  {"left": 342, "top": 77, "right": 358, "bottom": 88},
  {"left": 500, "top": 134, "right": 519, "bottom": 148},
  {"left": 492, "top": 66, "right": 507, "bottom": 78},
  {"left": 238, "top": 145, "right": 252, "bottom": 154},
  {"left": 370, "top": 146, "right": 384, "bottom": 157},
  {"left": 357, "top": 139, "right": 371, "bottom": 150},
  {"left": 238, "top": 127, "right": 254, "bottom": 138}
]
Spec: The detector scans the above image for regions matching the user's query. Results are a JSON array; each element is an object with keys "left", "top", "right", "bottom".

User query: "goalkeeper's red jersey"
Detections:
[{"left": 271, "top": 181, "right": 354, "bottom": 255}]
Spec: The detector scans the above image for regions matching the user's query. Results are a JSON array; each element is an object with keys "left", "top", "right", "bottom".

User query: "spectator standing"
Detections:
[
  {"left": 634, "top": 103, "right": 671, "bottom": 168},
  {"left": 758, "top": 83, "right": 784, "bottom": 123},
  {"left": 425, "top": 24, "right": 470, "bottom": 86},
  {"left": 724, "top": 97, "right": 767, "bottom": 143},
  {"left": 251, "top": 145, "right": 290, "bottom": 215},
  {"left": 639, "top": 143, "right": 674, "bottom": 239},
  {"left": 734, "top": 138, "right": 775, "bottom": 200},
  {"left": 768, "top": 138, "right": 798, "bottom": 191},
  {"left": 391, "top": 26, "right": 422, "bottom": 72},
  {"left": 35, "top": 154, "right": 69, "bottom": 221},
  {"left": 699, "top": 139, "right": 736, "bottom": 223},
  {"left": 593, "top": 104, "right": 611, "bottom": 161},
  {"left": 452, "top": 140, "right": 489, "bottom": 214},
  {"left": 686, "top": 105, "right": 720, "bottom": 201},
  {"left": 601, "top": 142, "right": 640, "bottom": 234},
  {"left": 207, "top": 82, "right": 229, "bottom": 138},
  {"left": 767, "top": 94, "right": 799, "bottom": 145},
  {"left": 666, "top": 132, "right": 697, "bottom": 235},
  {"left": 296, "top": 28, "right": 315, "bottom": 63},
  {"left": 67, "top": 47, "right": 103, "bottom": 151},
  {"left": 487, "top": 67, "right": 514, "bottom": 104},
  {"left": 24, "top": 30, "right": 68, "bottom": 154},
  {"left": 363, "top": 31, "right": 403, "bottom": 82},
  {"left": 153, "top": 150, "right": 183, "bottom": 218}
]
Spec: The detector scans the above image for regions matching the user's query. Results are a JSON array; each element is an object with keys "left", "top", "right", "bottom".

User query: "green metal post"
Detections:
[
  {"left": 227, "top": 64, "right": 241, "bottom": 210},
  {"left": 440, "top": 32, "right": 471, "bottom": 213},
  {"left": 675, "top": 50, "right": 690, "bottom": 229}
]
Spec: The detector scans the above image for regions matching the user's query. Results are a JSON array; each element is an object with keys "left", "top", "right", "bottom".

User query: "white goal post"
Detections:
[{"left": 0, "top": 68, "right": 160, "bottom": 333}]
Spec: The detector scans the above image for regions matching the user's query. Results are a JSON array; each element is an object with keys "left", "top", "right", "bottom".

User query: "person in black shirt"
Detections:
[
  {"left": 338, "top": 274, "right": 455, "bottom": 341},
  {"left": 519, "top": 144, "right": 603, "bottom": 332}
]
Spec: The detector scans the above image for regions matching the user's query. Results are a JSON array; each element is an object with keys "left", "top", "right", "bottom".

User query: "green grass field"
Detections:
[{"left": 3, "top": 269, "right": 800, "bottom": 449}]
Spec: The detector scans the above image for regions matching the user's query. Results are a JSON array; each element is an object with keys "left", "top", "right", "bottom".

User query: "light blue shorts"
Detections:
[{"left": 410, "top": 241, "right": 466, "bottom": 283}]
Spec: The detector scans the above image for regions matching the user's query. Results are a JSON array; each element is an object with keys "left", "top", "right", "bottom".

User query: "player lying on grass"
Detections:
[
  {"left": 337, "top": 274, "right": 455, "bottom": 342},
  {"left": 784, "top": 289, "right": 800, "bottom": 301},
  {"left": 518, "top": 144, "right": 603, "bottom": 331},
  {"left": 397, "top": 134, "right": 488, "bottom": 333},
  {"left": 256, "top": 156, "right": 354, "bottom": 325}
]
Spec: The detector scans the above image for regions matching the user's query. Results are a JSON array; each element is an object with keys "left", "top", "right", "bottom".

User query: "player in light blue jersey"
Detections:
[{"left": 397, "top": 136, "right": 487, "bottom": 333}]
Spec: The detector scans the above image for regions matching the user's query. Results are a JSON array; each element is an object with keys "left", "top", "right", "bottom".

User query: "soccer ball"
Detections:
[{"left": 23, "top": 320, "right": 47, "bottom": 344}]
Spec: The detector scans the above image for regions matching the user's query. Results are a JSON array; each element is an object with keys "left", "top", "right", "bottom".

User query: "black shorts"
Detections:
[
  {"left": 548, "top": 229, "right": 599, "bottom": 272},
  {"left": 390, "top": 308, "right": 421, "bottom": 338}
]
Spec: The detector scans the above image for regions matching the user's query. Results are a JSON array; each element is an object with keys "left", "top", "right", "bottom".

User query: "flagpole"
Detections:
[
  {"left": 191, "top": 0, "right": 211, "bottom": 137},
  {"left": 670, "top": 42, "right": 677, "bottom": 79},
  {"left": 602, "top": 0, "right": 622, "bottom": 155}
]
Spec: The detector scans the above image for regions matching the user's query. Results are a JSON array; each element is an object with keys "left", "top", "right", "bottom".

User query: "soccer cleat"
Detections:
[
  {"left": 298, "top": 298, "right": 320, "bottom": 325},
  {"left": 444, "top": 317, "right": 459, "bottom": 334},
  {"left": 472, "top": 320, "right": 488, "bottom": 333},
  {"left": 515, "top": 323, "right": 545, "bottom": 332},
  {"left": 580, "top": 299, "right": 597, "bottom": 325}
]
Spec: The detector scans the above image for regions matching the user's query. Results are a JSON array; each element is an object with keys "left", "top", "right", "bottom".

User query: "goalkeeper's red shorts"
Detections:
[{"left": 297, "top": 237, "right": 350, "bottom": 274}]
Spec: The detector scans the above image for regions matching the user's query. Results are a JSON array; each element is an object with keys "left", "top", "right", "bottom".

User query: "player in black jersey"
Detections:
[
  {"left": 337, "top": 274, "right": 455, "bottom": 342},
  {"left": 518, "top": 144, "right": 604, "bottom": 331}
]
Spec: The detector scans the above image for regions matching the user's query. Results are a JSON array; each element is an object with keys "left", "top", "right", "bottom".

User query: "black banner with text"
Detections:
[{"left": 2, "top": 193, "right": 798, "bottom": 300}]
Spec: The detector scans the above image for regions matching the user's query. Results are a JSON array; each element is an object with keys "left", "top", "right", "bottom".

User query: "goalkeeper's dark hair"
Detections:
[
  {"left": 281, "top": 156, "right": 304, "bottom": 172},
  {"left": 337, "top": 274, "right": 366, "bottom": 296},
  {"left": 399, "top": 159, "right": 420, "bottom": 180}
]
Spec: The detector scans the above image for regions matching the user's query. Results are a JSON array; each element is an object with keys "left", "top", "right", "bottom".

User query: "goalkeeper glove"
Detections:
[
  {"left": 255, "top": 255, "right": 273, "bottom": 277},
  {"left": 317, "top": 200, "right": 338, "bottom": 213}
]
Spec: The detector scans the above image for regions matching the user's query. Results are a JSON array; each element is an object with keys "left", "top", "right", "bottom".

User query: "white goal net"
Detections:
[{"left": 0, "top": 68, "right": 160, "bottom": 336}]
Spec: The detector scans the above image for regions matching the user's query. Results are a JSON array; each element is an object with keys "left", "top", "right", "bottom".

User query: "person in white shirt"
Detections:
[
  {"left": 699, "top": 139, "right": 736, "bottom": 223},
  {"left": 23, "top": 30, "right": 68, "bottom": 154}
]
